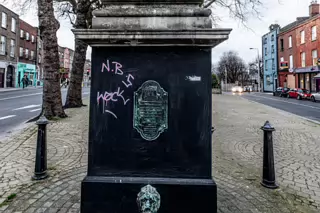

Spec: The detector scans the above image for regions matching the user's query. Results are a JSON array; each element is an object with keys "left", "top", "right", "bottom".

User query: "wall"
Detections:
[
  {"left": 19, "top": 19, "right": 37, "bottom": 65},
  {"left": 295, "top": 16, "right": 320, "bottom": 68},
  {"left": 278, "top": 24, "right": 298, "bottom": 88}
]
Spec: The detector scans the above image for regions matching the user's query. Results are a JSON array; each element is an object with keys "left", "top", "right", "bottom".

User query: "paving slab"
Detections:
[{"left": 0, "top": 95, "right": 318, "bottom": 212}]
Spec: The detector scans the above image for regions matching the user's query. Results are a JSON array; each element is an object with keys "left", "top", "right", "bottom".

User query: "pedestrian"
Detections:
[
  {"left": 26, "top": 76, "right": 29, "bottom": 88},
  {"left": 22, "top": 76, "right": 26, "bottom": 89}
]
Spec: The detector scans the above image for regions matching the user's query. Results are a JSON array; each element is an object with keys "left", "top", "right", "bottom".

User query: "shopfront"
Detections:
[
  {"left": 17, "top": 63, "right": 37, "bottom": 87},
  {"left": 295, "top": 67, "right": 320, "bottom": 92}
]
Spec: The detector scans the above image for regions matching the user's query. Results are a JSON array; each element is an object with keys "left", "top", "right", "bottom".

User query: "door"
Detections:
[
  {"left": 0, "top": 68, "right": 4, "bottom": 88},
  {"left": 29, "top": 74, "right": 34, "bottom": 86},
  {"left": 18, "top": 72, "right": 21, "bottom": 87},
  {"left": 6, "top": 65, "right": 14, "bottom": 87}
]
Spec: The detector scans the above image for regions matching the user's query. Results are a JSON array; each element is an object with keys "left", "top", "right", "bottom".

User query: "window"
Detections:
[
  {"left": 265, "top": 60, "right": 268, "bottom": 70},
  {"left": 19, "top": 47, "right": 23, "bottom": 57},
  {"left": 265, "top": 47, "right": 267, "bottom": 56},
  {"left": 1, "top": 12, "right": 7, "bottom": 28},
  {"left": 26, "top": 32, "right": 30, "bottom": 40},
  {"left": 25, "top": 49, "right": 29, "bottom": 58},
  {"left": 266, "top": 75, "right": 271, "bottom": 85},
  {"left": 272, "top": 58, "right": 275, "bottom": 70},
  {"left": 264, "top": 37, "right": 267, "bottom": 44},
  {"left": 0, "top": 36, "right": 6, "bottom": 55},
  {"left": 271, "top": 35, "right": 274, "bottom": 41},
  {"left": 10, "top": 39, "right": 14, "bottom": 57},
  {"left": 20, "top": 30, "right": 24, "bottom": 38},
  {"left": 312, "top": 26, "right": 317, "bottom": 41},
  {"left": 272, "top": 45, "right": 274, "bottom": 53},
  {"left": 280, "top": 57, "right": 284, "bottom": 62},
  {"left": 301, "top": 52, "right": 306, "bottom": 67},
  {"left": 289, "top": 36, "right": 292, "bottom": 48},
  {"left": 11, "top": 18, "right": 16, "bottom": 32},
  {"left": 31, "top": 51, "right": 34, "bottom": 60},
  {"left": 301, "top": 31, "right": 305, "bottom": 44},
  {"left": 289, "top": 55, "right": 293, "bottom": 68},
  {"left": 312, "top": 50, "right": 318, "bottom": 66},
  {"left": 31, "top": 35, "right": 35, "bottom": 43}
]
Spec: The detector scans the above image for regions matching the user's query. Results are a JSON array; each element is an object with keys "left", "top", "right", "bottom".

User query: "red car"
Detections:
[{"left": 287, "top": 88, "right": 312, "bottom": 100}]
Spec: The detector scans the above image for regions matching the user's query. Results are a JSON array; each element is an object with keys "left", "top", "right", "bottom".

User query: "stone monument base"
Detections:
[{"left": 81, "top": 176, "right": 217, "bottom": 213}]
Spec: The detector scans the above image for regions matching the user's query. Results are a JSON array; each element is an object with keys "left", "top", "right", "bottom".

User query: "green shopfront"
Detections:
[{"left": 16, "top": 63, "right": 37, "bottom": 87}]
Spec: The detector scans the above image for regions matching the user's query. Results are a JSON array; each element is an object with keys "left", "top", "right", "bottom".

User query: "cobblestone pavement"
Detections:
[
  {"left": 213, "top": 94, "right": 320, "bottom": 212},
  {"left": 0, "top": 95, "right": 318, "bottom": 212},
  {"left": 0, "top": 99, "right": 89, "bottom": 212}
]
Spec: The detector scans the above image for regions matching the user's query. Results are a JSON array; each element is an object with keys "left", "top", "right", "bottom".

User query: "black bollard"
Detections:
[
  {"left": 32, "top": 115, "right": 49, "bottom": 180},
  {"left": 260, "top": 121, "right": 278, "bottom": 189}
]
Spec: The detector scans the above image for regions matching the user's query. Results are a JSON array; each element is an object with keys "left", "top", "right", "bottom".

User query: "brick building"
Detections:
[
  {"left": 277, "top": 1, "right": 320, "bottom": 92},
  {"left": 18, "top": 19, "right": 38, "bottom": 87},
  {"left": 278, "top": 17, "right": 308, "bottom": 88},
  {"left": 58, "top": 46, "right": 74, "bottom": 81},
  {"left": 0, "top": 4, "right": 19, "bottom": 88}
]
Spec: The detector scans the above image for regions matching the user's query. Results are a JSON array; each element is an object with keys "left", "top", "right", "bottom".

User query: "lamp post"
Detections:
[{"left": 250, "top": 48, "right": 261, "bottom": 92}]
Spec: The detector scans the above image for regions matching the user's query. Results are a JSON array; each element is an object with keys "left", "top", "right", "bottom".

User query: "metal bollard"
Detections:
[
  {"left": 32, "top": 115, "right": 49, "bottom": 180},
  {"left": 260, "top": 121, "right": 278, "bottom": 189}
]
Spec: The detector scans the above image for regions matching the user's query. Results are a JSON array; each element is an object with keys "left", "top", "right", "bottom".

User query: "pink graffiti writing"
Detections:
[
  {"left": 101, "top": 60, "right": 123, "bottom": 75},
  {"left": 122, "top": 74, "right": 135, "bottom": 88},
  {"left": 97, "top": 87, "right": 130, "bottom": 119}
]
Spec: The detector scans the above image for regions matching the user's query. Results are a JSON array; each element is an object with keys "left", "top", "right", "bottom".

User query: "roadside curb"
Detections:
[{"left": 0, "top": 87, "right": 43, "bottom": 93}]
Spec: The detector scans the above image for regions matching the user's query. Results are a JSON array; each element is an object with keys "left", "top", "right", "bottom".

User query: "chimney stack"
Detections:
[{"left": 310, "top": 0, "right": 320, "bottom": 17}]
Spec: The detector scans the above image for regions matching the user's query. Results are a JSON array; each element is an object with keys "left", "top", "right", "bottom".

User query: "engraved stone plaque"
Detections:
[{"left": 133, "top": 80, "right": 168, "bottom": 141}]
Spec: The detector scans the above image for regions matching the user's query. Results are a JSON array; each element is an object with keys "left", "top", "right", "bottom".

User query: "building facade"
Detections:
[
  {"left": 18, "top": 19, "right": 38, "bottom": 87},
  {"left": 277, "top": 1, "right": 320, "bottom": 92},
  {"left": 0, "top": 4, "right": 19, "bottom": 88},
  {"left": 294, "top": 12, "right": 320, "bottom": 92},
  {"left": 58, "top": 46, "right": 74, "bottom": 81},
  {"left": 262, "top": 24, "right": 280, "bottom": 92}
]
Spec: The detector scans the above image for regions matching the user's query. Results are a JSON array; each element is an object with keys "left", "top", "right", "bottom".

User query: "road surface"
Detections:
[
  {"left": 241, "top": 92, "right": 320, "bottom": 123},
  {"left": 0, "top": 87, "right": 90, "bottom": 139}
]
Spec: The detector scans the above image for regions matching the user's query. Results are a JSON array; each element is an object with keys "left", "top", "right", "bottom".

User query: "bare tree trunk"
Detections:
[
  {"left": 65, "top": 0, "right": 90, "bottom": 108},
  {"left": 38, "top": 0, "right": 66, "bottom": 118}
]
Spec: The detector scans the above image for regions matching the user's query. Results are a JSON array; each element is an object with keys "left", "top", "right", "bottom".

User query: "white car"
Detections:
[
  {"left": 310, "top": 92, "right": 320, "bottom": 102},
  {"left": 231, "top": 86, "right": 243, "bottom": 93}
]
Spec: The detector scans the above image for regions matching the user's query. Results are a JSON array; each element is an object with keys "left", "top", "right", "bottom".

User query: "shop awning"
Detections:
[{"left": 313, "top": 73, "right": 320, "bottom": 79}]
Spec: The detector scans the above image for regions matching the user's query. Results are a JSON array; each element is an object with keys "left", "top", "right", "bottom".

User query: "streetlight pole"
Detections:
[
  {"left": 250, "top": 48, "right": 261, "bottom": 92},
  {"left": 225, "top": 66, "right": 227, "bottom": 92}
]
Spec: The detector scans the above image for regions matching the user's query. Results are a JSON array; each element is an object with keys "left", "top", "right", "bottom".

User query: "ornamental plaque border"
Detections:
[{"left": 133, "top": 80, "right": 168, "bottom": 141}]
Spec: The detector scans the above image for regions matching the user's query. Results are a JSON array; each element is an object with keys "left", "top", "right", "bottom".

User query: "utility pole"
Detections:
[
  {"left": 250, "top": 48, "right": 261, "bottom": 92},
  {"left": 225, "top": 66, "right": 227, "bottom": 92}
]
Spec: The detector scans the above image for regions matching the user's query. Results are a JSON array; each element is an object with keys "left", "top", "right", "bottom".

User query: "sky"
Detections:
[{"left": 4, "top": 0, "right": 313, "bottom": 64}]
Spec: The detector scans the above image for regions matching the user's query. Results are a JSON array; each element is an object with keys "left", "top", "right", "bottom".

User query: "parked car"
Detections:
[
  {"left": 287, "top": 88, "right": 312, "bottom": 100},
  {"left": 273, "top": 87, "right": 290, "bottom": 97},
  {"left": 310, "top": 92, "right": 320, "bottom": 102},
  {"left": 231, "top": 86, "right": 243, "bottom": 93}
]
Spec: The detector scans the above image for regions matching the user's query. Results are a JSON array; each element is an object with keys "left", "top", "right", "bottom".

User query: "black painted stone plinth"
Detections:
[{"left": 81, "top": 176, "right": 217, "bottom": 213}]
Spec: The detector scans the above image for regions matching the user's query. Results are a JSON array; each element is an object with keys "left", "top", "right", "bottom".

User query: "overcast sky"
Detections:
[{"left": 8, "top": 0, "right": 312, "bottom": 64}]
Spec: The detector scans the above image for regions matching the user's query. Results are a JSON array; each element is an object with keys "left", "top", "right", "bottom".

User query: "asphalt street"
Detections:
[
  {"left": 240, "top": 92, "right": 320, "bottom": 123},
  {"left": 0, "top": 86, "right": 90, "bottom": 139}
]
